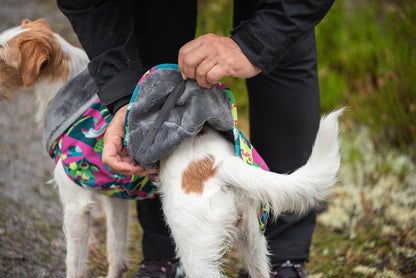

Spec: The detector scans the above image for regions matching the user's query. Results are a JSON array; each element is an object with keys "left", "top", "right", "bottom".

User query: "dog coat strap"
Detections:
[{"left": 134, "top": 80, "right": 186, "bottom": 164}]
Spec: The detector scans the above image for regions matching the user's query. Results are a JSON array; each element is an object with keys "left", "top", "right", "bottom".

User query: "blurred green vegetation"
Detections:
[
  {"left": 196, "top": 0, "right": 416, "bottom": 154},
  {"left": 317, "top": 0, "right": 416, "bottom": 152}
]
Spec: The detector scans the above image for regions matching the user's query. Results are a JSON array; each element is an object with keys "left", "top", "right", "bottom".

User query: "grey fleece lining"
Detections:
[
  {"left": 126, "top": 68, "right": 235, "bottom": 170},
  {"left": 134, "top": 80, "right": 186, "bottom": 162},
  {"left": 43, "top": 67, "right": 99, "bottom": 152}
]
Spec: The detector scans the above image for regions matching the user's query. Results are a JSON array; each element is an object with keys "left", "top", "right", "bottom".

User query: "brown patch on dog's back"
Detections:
[{"left": 182, "top": 155, "right": 218, "bottom": 194}]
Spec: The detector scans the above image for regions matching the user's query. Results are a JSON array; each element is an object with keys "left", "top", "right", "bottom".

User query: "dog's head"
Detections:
[{"left": 0, "top": 19, "right": 70, "bottom": 100}]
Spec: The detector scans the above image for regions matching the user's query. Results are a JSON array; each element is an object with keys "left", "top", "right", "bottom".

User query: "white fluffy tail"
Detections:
[{"left": 218, "top": 109, "right": 343, "bottom": 217}]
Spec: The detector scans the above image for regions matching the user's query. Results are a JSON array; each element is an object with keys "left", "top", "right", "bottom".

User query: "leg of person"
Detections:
[
  {"left": 246, "top": 29, "right": 320, "bottom": 278},
  {"left": 130, "top": 1, "right": 197, "bottom": 277},
  {"left": 233, "top": 0, "right": 320, "bottom": 275}
]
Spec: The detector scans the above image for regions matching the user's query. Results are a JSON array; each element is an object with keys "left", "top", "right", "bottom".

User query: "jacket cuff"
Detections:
[
  {"left": 108, "top": 95, "right": 132, "bottom": 115},
  {"left": 230, "top": 21, "right": 290, "bottom": 75},
  {"left": 87, "top": 46, "right": 143, "bottom": 115},
  {"left": 89, "top": 65, "right": 139, "bottom": 114}
]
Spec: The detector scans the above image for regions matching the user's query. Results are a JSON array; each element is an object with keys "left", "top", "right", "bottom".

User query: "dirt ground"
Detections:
[{"left": 0, "top": 1, "right": 83, "bottom": 277}]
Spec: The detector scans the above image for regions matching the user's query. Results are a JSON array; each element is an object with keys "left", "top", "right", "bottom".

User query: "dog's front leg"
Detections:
[
  {"left": 55, "top": 164, "right": 95, "bottom": 278},
  {"left": 101, "top": 196, "right": 129, "bottom": 278},
  {"left": 63, "top": 201, "right": 93, "bottom": 278}
]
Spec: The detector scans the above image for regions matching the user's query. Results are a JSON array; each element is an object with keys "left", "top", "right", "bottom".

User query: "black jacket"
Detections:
[{"left": 57, "top": 0, "right": 334, "bottom": 114}]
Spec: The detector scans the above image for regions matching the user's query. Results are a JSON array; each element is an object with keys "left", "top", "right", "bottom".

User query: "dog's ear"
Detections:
[
  {"left": 18, "top": 37, "right": 51, "bottom": 87},
  {"left": 21, "top": 19, "right": 50, "bottom": 29},
  {"left": 22, "top": 19, "right": 52, "bottom": 31},
  {"left": 21, "top": 19, "right": 31, "bottom": 26}
]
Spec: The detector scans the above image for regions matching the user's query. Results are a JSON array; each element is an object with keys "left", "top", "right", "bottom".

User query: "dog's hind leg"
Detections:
[
  {"left": 235, "top": 201, "right": 270, "bottom": 278},
  {"left": 161, "top": 189, "right": 239, "bottom": 278},
  {"left": 100, "top": 196, "right": 129, "bottom": 278},
  {"left": 167, "top": 214, "right": 229, "bottom": 278},
  {"left": 54, "top": 163, "right": 95, "bottom": 278}
]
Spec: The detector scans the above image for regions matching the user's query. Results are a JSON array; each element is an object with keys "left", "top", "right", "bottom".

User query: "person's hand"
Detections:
[
  {"left": 102, "top": 104, "right": 159, "bottom": 177},
  {"left": 178, "top": 33, "right": 261, "bottom": 88}
]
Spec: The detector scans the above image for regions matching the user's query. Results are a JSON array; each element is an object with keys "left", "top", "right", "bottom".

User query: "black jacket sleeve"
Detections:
[
  {"left": 230, "top": 0, "right": 334, "bottom": 74},
  {"left": 57, "top": 0, "right": 143, "bottom": 114},
  {"left": 58, "top": 0, "right": 334, "bottom": 114}
]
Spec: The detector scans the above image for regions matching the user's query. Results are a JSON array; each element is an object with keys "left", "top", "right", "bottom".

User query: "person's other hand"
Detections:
[
  {"left": 178, "top": 33, "right": 261, "bottom": 88},
  {"left": 102, "top": 104, "right": 159, "bottom": 177}
]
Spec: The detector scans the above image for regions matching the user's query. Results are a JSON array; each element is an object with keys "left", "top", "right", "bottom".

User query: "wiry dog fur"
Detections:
[{"left": 0, "top": 19, "right": 343, "bottom": 278}]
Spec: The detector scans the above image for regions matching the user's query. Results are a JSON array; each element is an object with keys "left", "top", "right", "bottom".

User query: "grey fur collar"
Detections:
[{"left": 43, "top": 67, "right": 98, "bottom": 153}]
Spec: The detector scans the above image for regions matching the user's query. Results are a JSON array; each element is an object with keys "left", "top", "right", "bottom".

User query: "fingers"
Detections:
[
  {"left": 194, "top": 58, "right": 217, "bottom": 88},
  {"left": 133, "top": 167, "right": 160, "bottom": 177},
  {"left": 178, "top": 35, "right": 203, "bottom": 78},
  {"left": 102, "top": 105, "right": 158, "bottom": 177},
  {"left": 205, "top": 65, "right": 227, "bottom": 85},
  {"left": 102, "top": 145, "right": 140, "bottom": 176},
  {"left": 179, "top": 34, "right": 223, "bottom": 87},
  {"left": 178, "top": 34, "right": 261, "bottom": 87},
  {"left": 102, "top": 106, "right": 127, "bottom": 170},
  {"left": 179, "top": 36, "right": 211, "bottom": 85}
]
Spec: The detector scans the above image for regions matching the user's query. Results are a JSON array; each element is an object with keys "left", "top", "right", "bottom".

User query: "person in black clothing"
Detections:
[{"left": 57, "top": 0, "right": 334, "bottom": 277}]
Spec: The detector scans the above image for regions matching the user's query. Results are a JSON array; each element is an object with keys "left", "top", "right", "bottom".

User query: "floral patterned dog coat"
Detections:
[{"left": 48, "top": 64, "right": 269, "bottom": 231}]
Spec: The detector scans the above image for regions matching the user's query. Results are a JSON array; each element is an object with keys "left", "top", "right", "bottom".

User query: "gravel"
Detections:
[{"left": 0, "top": 1, "right": 81, "bottom": 277}]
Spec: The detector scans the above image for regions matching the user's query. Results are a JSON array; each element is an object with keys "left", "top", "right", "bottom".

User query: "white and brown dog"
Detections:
[{"left": 0, "top": 19, "right": 342, "bottom": 278}]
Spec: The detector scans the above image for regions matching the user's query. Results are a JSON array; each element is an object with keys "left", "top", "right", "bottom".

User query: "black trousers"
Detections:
[
  {"left": 134, "top": 0, "right": 321, "bottom": 264},
  {"left": 247, "top": 29, "right": 320, "bottom": 262}
]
